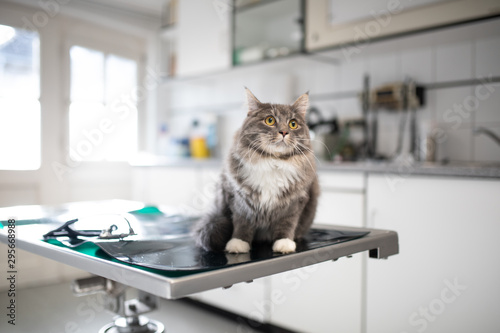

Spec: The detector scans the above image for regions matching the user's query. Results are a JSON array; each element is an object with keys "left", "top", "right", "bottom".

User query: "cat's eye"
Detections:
[
  {"left": 265, "top": 116, "right": 276, "bottom": 126},
  {"left": 289, "top": 119, "right": 298, "bottom": 129}
]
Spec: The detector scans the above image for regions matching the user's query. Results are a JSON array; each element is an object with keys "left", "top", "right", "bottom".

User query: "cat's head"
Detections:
[{"left": 238, "top": 88, "right": 311, "bottom": 159}]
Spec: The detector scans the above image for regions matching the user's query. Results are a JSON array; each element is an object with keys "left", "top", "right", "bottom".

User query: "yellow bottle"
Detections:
[
  {"left": 189, "top": 120, "right": 210, "bottom": 159},
  {"left": 190, "top": 137, "right": 210, "bottom": 159}
]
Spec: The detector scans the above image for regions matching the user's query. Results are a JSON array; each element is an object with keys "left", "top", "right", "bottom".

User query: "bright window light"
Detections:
[
  {"left": 0, "top": 25, "right": 40, "bottom": 170},
  {"left": 0, "top": 25, "right": 15, "bottom": 46},
  {"left": 69, "top": 46, "right": 138, "bottom": 162}
]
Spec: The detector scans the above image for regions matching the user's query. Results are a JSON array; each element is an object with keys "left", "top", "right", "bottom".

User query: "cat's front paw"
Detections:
[
  {"left": 225, "top": 238, "right": 251, "bottom": 253},
  {"left": 272, "top": 238, "right": 296, "bottom": 253}
]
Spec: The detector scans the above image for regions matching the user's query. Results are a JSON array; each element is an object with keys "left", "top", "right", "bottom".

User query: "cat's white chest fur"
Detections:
[{"left": 242, "top": 158, "right": 299, "bottom": 207}]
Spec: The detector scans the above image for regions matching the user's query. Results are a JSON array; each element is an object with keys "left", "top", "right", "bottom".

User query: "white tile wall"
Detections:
[
  {"left": 475, "top": 84, "right": 500, "bottom": 124},
  {"left": 475, "top": 36, "right": 500, "bottom": 78},
  {"left": 338, "top": 57, "right": 367, "bottom": 92},
  {"left": 368, "top": 52, "right": 401, "bottom": 87},
  {"left": 400, "top": 47, "right": 434, "bottom": 83},
  {"left": 435, "top": 41, "right": 473, "bottom": 82},
  {"left": 474, "top": 123, "right": 500, "bottom": 163},
  {"left": 437, "top": 127, "right": 473, "bottom": 162},
  {"left": 336, "top": 97, "right": 363, "bottom": 119},
  {"left": 161, "top": 18, "right": 500, "bottom": 164},
  {"left": 434, "top": 87, "right": 474, "bottom": 128}
]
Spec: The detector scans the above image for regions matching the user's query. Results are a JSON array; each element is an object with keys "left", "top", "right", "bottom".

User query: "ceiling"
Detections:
[
  {"left": 84, "top": 0, "right": 163, "bottom": 17},
  {"left": 6, "top": 0, "right": 164, "bottom": 18}
]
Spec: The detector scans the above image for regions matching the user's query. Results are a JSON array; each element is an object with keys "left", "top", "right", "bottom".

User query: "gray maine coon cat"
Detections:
[{"left": 194, "top": 88, "right": 319, "bottom": 254}]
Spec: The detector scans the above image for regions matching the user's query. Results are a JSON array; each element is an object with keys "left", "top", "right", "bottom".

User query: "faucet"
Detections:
[{"left": 473, "top": 127, "right": 500, "bottom": 147}]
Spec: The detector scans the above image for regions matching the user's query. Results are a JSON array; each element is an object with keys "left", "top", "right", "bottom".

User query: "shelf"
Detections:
[{"left": 161, "top": 50, "right": 339, "bottom": 84}]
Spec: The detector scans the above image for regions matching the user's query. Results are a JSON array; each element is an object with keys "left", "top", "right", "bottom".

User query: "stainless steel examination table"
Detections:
[{"left": 0, "top": 200, "right": 398, "bottom": 333}]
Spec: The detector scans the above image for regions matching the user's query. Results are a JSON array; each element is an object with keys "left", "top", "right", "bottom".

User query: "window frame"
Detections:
[{"left": 61, "top": 19, "right": 146, "bottom": 166}]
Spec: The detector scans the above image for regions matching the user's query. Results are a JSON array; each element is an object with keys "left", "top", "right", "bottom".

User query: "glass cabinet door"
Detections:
[{"left": 233, "top": 0, "right": 303, "bottom": 65}]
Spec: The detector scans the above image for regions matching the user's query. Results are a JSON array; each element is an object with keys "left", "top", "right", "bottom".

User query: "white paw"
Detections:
[
  {"left": 225, "top": 238, "right": 251, "bottom": 253},
  {"left": 272, "top": 238, "right": 296, "bottom": 253}
]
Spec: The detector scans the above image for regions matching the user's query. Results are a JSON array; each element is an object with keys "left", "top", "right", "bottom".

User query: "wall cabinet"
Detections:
[
  {"left": 306, "top": 0, "right": 499, "bottom": 51},
  {"left": 175, "top": 0, "right": 231, "bottom": 77},
  {"left": 366, "top": 175, "right": 500, "bottom": 333}
]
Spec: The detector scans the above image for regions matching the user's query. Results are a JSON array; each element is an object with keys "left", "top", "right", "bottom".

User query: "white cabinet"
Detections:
[
  {"left": 315, "top": 172, "right": 365, "bottom": 226},
  {"left": 306, "top": 0, "right": 497, "bottom": 51},
  {"left": 176, "top": 0, "right": 231, "bottom": 77},
  {"left": 191, "top": 278, "right": 269, "bottom": 322},
  {"left": 366, "top": 175, "right": 500, "bottom": 333},
  {"left": 268, "top": 256, "right": 364, "bottom": 333},
  {"left": 132, "top": 166, "right": 201, "bottom": 213},
  {"left": 268, "top": 171, "right": 366, "bottom": 332}
]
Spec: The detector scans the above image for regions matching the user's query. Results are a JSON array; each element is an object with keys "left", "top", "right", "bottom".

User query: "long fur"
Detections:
[{"left": 193, "top": 89, "right": 319, "bottom": 252}]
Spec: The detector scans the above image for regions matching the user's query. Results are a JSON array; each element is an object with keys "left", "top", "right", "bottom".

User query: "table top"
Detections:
[{"left": 0, "top": 200, "right": 398, "bottom": 299}]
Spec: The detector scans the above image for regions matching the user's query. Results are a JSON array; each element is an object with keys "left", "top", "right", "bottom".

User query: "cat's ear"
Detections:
[
  {"left": 245, "top": 87, "right": 262, "bottom": 114},
  {"left": 292, "top": 92, "right": 309, "bottom": 116}
]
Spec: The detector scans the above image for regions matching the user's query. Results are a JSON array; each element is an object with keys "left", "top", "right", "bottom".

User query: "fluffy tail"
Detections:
[{"left": 193, "top": 211, "right": 233, "bottom": 252}]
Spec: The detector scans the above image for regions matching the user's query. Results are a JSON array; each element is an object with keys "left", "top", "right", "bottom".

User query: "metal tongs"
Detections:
[{"left": 43, "top": 216, "right": 136, "bottom": 247}]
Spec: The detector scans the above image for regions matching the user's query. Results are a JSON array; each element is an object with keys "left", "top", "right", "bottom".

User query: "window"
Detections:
[
  {"left": 0, "top": 24, "right": 40, "bottom": 170},
  {"left": 69, "top": 45, "right": 138, "bottom": 162}
]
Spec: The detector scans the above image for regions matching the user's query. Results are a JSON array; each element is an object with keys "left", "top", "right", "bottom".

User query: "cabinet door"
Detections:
[
  {"left": 191, "top": 278, "right": 269, "bottom": 322},
  {"left": 177, "top": 0, "right": 231, "bottom": 76},
  {"left": 306, "top": 0, "right": 497, "bottom": 51},
  {"left": 268, "top": 171, "right": 365, "bottom": 332},
  {"left": 134, "top": 167, "right": 200, "bottom": 212},
  {"left": 269, "top": 255, "right": 363, "bottom": 333},
  {"left": 366, "top": 175, "right": 500, "bottom": 333},
  {"left": 315, "top": 172, "right": 365, "bottom": 227}
]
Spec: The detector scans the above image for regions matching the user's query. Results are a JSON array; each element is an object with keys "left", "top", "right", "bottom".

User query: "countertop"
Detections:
[
  {"left": 130, "top": 155, "right": 500, "bottom": 179},
  {"left": 316, "top": 160, "right": 500, "bottom": 179}
]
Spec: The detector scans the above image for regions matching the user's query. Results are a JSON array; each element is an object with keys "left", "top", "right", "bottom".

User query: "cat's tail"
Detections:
[{"left": 193, "top": 210, "right": 233, "bottom": 252}]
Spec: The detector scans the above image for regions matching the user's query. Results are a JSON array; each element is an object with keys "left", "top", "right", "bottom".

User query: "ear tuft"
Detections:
[
  {"left": 245, "top": 87, "right": 262, "bottom": 113},
  {"left": 292, "top": 92, "right": 309, "bottom": 116}
]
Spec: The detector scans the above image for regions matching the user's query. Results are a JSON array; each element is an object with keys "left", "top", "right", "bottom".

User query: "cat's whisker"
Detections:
[
  {"left": 296, "top": 138, "right": 332, "bottom": 156},
  {"left": 296, "top": 142, "right": 322, "bottom": 166},
  {"left": 251, "top": 138, "right": 269, "bottom": 161},
  {"left": 295, "top": 145, "right": 316, "bottom": 172},
  {"left": 246, "top": 138, "right": 264, "bottom": 163}
]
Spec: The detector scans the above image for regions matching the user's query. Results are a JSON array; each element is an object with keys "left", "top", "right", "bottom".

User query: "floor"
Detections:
[{"left": 0, "top": 282, "right": 260, "bottom": 333}]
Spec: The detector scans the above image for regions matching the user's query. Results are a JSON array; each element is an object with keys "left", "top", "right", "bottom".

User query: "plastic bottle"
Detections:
[
  {"left": 189, "top": 120, "right": 210, "bottom": 159},
  {"left": 157, "top": 123, "right": 170, "bottom": 156}
]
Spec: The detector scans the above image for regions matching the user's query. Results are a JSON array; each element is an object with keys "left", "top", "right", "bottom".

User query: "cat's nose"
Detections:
[{"left": 279, "top": 131, "right": 288, "bottom": 137}]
